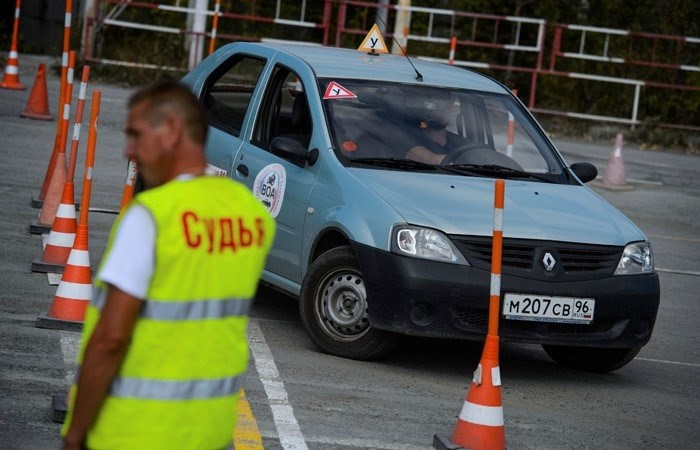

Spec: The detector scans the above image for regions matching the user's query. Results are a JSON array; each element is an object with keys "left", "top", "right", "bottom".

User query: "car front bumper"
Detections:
[{"left": 353, "top": 242, "right": 660, "bottom": 348}]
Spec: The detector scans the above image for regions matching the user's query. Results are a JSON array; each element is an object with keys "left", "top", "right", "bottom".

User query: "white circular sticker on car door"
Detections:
[{"left": 253, "top": 163, "right": 286, "bottom": 218}]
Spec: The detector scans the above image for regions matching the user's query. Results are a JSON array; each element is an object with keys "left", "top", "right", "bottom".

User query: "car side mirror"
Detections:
[
  {"left": 271, "top": 136, "right": 311, "bottom": 167},
  {"left": 570, "top": 162, "right": 598, "bottom": 183}
]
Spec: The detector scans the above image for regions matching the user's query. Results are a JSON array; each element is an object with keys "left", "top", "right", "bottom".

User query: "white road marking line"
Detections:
[
  {"left": 648, "top": 233, "right": 700, "bottom": 243},
  {"left": 258, "top": 431, "right": 428, "bottom": 450},
  {"left": 59, "top": 331, "right": 81, "bottom": 385},
  {"left": 635, "top": 357, "right": 700, "bottom": 368},
  {"left": 247, "top": 320, "right": 308, "bottom": 450},
  {"left": 656, "top": 268, "right": 700, "bottom": 276},
  {"left": 48, "top": 273, "right": 62, "bottom": 285}
]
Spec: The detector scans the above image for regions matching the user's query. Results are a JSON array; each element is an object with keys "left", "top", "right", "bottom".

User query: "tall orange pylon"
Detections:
[
  {"left": 32, "top": 64, "right": 90, "bottom": 272},
  {"left": 120, "top": 157, "right": 139, "bottom": 210},
  {"left": 32, "top": 0, "right": 73, "bottom": 208},
  {"left": 30, "top": 51, "right": 76, "bottom": 235},
  {"left": 20, "top": 63, "right": 52, "bottom": 120},
  {"left": 434, "top": 180, "right": 507, "bottom": 450},
  {"left": 1, "top": 0, "right": 25, "bottom": 90},
  {"left": 37, "top": 90, "right": 101, "bottom": 331},
  {"left": 208, "top": 0, "right": 222, "bottom": 55}
]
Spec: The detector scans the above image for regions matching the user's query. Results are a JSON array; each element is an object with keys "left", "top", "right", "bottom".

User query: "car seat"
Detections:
[{"left": 288, "top": 94, "right": 312, "bottom": 147}]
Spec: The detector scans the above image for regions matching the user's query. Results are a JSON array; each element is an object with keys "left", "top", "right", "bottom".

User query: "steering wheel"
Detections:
[{"left": 441, "top": 144, "right": 524, "bottom": 171}]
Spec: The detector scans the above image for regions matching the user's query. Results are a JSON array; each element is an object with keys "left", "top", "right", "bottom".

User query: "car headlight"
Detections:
[
  {"left": 614, "top": 241, "right": 654, "bottom": 275},
  {"left": 391, "top": 225, "right": 469, "bottom": 265}
]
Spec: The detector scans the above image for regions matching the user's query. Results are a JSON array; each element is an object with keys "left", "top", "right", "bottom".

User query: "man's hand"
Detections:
[{"left": 61, "top": 437, "right": 85, "bottom": 450}]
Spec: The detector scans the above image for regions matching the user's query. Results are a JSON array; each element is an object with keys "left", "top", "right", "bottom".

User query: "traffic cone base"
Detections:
[
  {"left": 0, "top": 80, "right": 25, "bottom": 90},
  {"left": 433, "top": 434, "right": 464, "bottom": 450},
  {"left": 36, "top": 312, "right": 83, "bottom": 332},
  {"left": 20, "top": 63, "right": 52, "bottom": 120},
  {"left": 29, "top": 219, "right": 52, "bottom": 235},
  {"left": 31, "top": 259, "right": 66, "bottom": 274},
  {"left": 31, "top": 196, "right": 44, "bottom": 209},
  {"left": 50, "top": 394, "right": 68, "bottom": 424}
]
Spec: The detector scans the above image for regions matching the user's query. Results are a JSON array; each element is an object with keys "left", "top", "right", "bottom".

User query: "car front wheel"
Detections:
[
  {"left": 299, "top": 246, "right": 397, "bottom": 360},
  {"left": 542, "top": 345, "right": 641, "bottom": 373}
]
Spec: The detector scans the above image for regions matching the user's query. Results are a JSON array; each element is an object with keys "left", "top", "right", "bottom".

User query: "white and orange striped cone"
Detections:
[
  {"left": 37, "top": 223, "right": 91, "bottom": 331},
  {"left": 435, "top": 179, "right": 507, "bottom": 450},
  {"left": 31, "top": 182, "right": 77, "bottom": 273},
  {"left": 434, "top": 335, "right": 506, "bottom": 450},
  {"left": 0, "top": 0, "right": 25, "bottom": 90},
  {"left": 0, "top": 51, "right": 24, "bottom": 90},
  {"left": 596, "top": 132, "right": 634, "bottom": 191}
]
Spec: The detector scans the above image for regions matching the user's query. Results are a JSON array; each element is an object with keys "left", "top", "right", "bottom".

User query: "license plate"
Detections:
[{"left": 503, "top": 294, "right": 595, "bottom": 324}]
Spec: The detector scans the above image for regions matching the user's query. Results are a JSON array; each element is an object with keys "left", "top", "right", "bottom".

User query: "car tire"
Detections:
[
  {"left": 542, "top": 345, "right": 641, "bottom": 373},
  {"left": 299, "top": 246, "right": 397, "bottom": 360}
]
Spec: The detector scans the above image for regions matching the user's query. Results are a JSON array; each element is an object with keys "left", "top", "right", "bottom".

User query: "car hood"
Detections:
[{"left": 349, "top": 169, "right": 645, "bottom": 245}]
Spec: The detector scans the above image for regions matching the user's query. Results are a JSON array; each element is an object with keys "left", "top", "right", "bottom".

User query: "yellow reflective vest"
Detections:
[{"left": 62, "top": 176, "right": 275, "bottom": 449}]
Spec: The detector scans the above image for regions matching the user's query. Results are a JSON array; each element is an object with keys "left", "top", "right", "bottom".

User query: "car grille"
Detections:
[
  {"left": 450, "top": 236, "right": 623, "bottom": 281},
  {"left": 452, "top": 307, "right": 617, "bottom": 335}
]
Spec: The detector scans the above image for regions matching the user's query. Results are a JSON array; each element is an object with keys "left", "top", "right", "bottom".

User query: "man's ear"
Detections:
[{"left": 161, "top": 114, "right": 183, "bottom": 149}]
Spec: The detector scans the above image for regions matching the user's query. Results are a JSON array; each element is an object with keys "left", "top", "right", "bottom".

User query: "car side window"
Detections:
[
  {"left": 203, "top": 55, "right": 266, "bottom": 137},
  {"left": 253, "top": 65, "right": 312, "bottom": 151},
  {"left": 482, "top": 97, "right": 551, "bottom": 173}
]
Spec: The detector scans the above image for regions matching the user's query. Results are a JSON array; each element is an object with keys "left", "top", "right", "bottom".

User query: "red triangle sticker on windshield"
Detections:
[{"left": 323, "top": 81, "right": 357, "bottom": 100}]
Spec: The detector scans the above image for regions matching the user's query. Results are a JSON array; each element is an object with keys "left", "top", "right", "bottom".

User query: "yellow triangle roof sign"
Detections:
[{"left": 357, "top": 24, "right": 389, "bottom": 54}]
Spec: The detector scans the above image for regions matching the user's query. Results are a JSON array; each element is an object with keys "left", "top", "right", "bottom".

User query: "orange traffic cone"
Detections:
[
  {"left": 30, "top": 150, "right": 67, "bottom": 234},
  {"left": 1, "top": 0, "right": 26, "bottom": 90},
  {"left": 20, "top": 63, "right": 52, "bottom": 120},
  {"left": 597, "top": 133, "right": 633, "bottom": 191},
  {"left": 435, "top": 181, "right": 506, "bottom": 450},
  {"left": 31, "top": 182, "right": 77, "bottom": 273},
  {"left": 37, "top": 223, "right": 91, "bottom": 331},
  {"left": 434, "top": 335, "right": 506, "bottom": 450}
]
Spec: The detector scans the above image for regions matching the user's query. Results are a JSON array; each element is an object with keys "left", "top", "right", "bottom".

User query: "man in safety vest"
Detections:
[{"left": 61, "top": 81, "right": 275, "bottom": 449}]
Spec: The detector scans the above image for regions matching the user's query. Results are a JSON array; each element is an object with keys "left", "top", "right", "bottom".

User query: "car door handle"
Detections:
[{"left": 236, "top": 164, "right": 249, "bottom": 177}]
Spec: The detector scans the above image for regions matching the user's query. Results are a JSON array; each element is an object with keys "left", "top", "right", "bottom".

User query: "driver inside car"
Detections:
[{"left": 405, "top": 92, "right": 467, "bottom": 164}]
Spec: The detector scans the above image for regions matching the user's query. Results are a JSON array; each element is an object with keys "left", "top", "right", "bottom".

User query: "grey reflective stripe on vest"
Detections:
[
  {"left": 141, "top": 297, "right": 252, "bottom": 320},
  {"left": 110, "top": 375, "right": 243, "bottom": 400},
  {"left": 91, "top": 287, "right": 251, "bottom": 321}
]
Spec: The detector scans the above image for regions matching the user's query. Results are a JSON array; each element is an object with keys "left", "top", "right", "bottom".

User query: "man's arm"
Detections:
[
  {"left": 61, "top": 286, "right": 143, "bottom": 450},
  {"left": 406, "top": 145, "right": 446, "bottom": 164}
]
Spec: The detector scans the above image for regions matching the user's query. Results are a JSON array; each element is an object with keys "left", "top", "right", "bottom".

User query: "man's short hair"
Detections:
[{"left": 128, "top": 80, "right": 208, "bottom": 145}]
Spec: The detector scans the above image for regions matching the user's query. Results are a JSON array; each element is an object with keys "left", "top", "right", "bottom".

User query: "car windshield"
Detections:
[{"left": 319, "top": 79, "right": 564, "bottom": 180}]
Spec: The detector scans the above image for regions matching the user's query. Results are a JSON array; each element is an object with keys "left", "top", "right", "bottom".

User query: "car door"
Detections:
[
  {"left": 199, "top": 51, "right": 269, "bottom": 175},
  {"left": 232, "top": 56, "right": 323, "bottom": 285}
]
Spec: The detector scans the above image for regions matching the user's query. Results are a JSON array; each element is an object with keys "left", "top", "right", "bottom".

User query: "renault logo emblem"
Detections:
[{"left": 542, "top": 252, "right": 556, "bottom": 272}]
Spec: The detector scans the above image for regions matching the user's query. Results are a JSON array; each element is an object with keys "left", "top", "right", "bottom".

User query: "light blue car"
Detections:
[{"left": 182, "top": 42, "right": 659, "bottom": 373}]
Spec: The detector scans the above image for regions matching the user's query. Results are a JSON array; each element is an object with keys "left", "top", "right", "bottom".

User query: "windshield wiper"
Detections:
[
  {"left": 350, "top": 158, "right": 438, "bottom": 171},
  {"left": 446, "top": 164, "right": 555, "bottom": 182}
]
